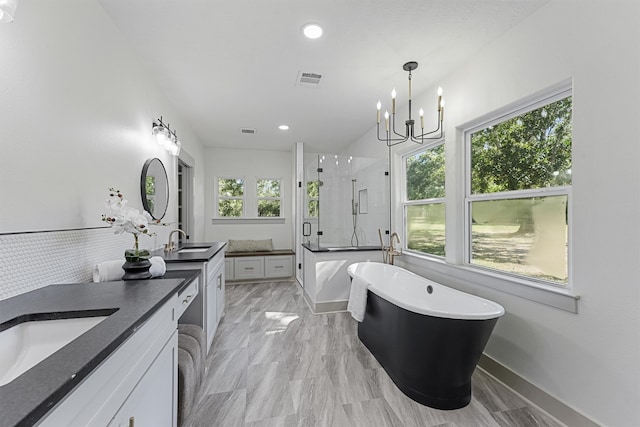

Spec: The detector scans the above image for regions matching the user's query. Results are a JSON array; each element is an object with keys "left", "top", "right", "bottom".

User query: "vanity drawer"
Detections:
[
  {"left": 177, "top": 278, "right": 199, "bottom": 319},
  {"left": 265, "top": 255, "right": 293, "bottom": 278},
  {"left": 234, "top": 257, "right": 264, "bottom": 280}
]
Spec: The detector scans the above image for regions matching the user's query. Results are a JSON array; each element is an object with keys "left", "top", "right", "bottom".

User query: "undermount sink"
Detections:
[
  {"left": 178, "top": 247, "right": 209, "bottom": 253},
  {"left": 0, "top": 315, "right": 110, "bottom": 386}
]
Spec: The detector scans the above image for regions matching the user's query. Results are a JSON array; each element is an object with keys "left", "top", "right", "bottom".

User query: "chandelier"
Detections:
[{"left": 376, "top": 61, "right": 445, "bottom": 147}]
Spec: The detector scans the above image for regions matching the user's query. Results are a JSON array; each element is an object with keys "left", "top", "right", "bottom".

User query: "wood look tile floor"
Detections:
[{"left": 186, "top": 281, "right": 564, "bottom": 427}]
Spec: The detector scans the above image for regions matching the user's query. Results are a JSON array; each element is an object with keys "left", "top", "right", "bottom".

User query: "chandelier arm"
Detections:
[
  {"left": 414, "top": 120, "right": 442, "bottom": 139},
  {"left": 411, "top": 128, "right": 443, "bottom": 143},
  {"left": 377, "top": 123, "right": 410, "bottom": 143},
  {"left": 391, "top": 114, "right": 406, "bottom": 139},
  {"left": 387, "top": 139, "right": 409, "bottom": 147}
]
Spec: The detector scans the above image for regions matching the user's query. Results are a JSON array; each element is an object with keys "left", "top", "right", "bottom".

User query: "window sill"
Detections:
[
  {"left": 398, "top": 252, "right": 579, "bottom": 313},
  {"left": 211, "top": 217, "right": 286, "bottom": 225}
]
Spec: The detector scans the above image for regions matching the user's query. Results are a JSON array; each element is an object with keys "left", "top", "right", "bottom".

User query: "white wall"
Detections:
[
  {"left": 346, "top": 1, "right": 640, "bottom": 425},
  {"left": 204, "top": 147, "right": 293, "bottom": 249},
  {"left": 0, "top": 1, "right": 206, "bottom": 296}
]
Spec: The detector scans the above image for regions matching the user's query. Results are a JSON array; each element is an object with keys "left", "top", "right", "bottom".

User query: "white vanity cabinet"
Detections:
[
  {"left": 205, "top": 254, "right": 225, "bottom": 350},
  {"left": 107, "top": 331, "right": 177, "bottom": 427},
  {"left": 39, "top": 296, "right": 179, "bottom": 427},
  {"left": 164, "top": 248, "right": 225, "bottom": 353}
]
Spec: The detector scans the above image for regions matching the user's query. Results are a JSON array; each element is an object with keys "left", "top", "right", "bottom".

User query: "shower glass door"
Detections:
[{"left": 305, "top": 152, "right": 389, "bottom": 249}]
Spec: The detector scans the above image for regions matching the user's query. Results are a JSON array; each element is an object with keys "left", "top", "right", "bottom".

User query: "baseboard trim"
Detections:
[
  {"left": 300, "top": 291, "right": 348, "bottom": 315},
  {"left": 313, "top": 300, "right": 348, "bottom": 313},
  {"left": 478, "top": 354, "right": 600, "bottom": 427}
]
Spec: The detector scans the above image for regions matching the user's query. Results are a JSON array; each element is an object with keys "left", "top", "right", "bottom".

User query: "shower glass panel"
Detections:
[{"left": 304, "top": 152, "right": 389, "bottom": 248}]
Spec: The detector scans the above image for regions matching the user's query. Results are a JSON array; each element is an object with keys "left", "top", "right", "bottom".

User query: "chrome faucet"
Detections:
[{"left": 165, "top": 229, "right": 187, "bottom": 252}]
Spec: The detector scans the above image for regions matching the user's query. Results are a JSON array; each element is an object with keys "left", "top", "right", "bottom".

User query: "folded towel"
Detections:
[
  {"left": 347, "top": 276, "right": 369, "bottom": 322},
  {"left": 177, "top": 347, "right": 196, "bottom": 426},
  {"left": 93, "top": 256, "right": 167, "bottom": 282},
  {"left": 178, "top": 324, "right": 206, "bottom": 376},
  {"left": 179, "top": 333, "right": 203, "bottom": 390}
]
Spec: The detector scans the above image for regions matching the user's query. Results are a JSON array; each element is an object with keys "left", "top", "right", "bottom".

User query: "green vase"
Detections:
[{"left": 122, "top": 249, "right": 152, "bottom": 280}]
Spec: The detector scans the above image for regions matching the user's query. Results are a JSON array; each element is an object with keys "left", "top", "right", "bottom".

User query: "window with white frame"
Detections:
[
  {"left": 305, "top": 180, "right": 319, "bottom": 218},
  {"left": 403, "top": 142, "right": 446, "bottom": 257},
  {"left": 466, "top": 90, "right": 572, "bottom": 286},
  {"left": 217, "top": 177, "right": 244, "bottom": 217},
  {"left": 257, "top": 178, "right": 282, "bottom": 217}
]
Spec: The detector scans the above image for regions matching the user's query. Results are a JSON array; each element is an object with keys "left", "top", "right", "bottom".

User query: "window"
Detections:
[
  {"left": 257, "top": 179, "right": 281, "bottom": 217},
  {"left": 466, "top": 92, "right": 572, "bottom": 285},
  {"left": 217, "top": 178, "right": 244, "bottom": 217},
  {"left": 306, "top": 180, "right": 319, "bottom": 218},
  {"left": 403, "top": 143, "right": 446, "bottom": 257}
]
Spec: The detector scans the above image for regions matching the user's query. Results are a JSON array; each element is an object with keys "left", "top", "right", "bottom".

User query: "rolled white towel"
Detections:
[
  {"left": 93, "top": 260, "right": 124, "bottom": 283},
  {"left": 93, "top": 256, "right": 166, "bottom": 282},
  {"left": 149, "top": 256, "right": 166, "bottom": 277}
]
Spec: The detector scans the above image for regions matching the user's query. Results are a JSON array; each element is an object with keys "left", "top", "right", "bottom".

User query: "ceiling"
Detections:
[{"left": 97, "top": 0, "right": 550, "bottom": 153}]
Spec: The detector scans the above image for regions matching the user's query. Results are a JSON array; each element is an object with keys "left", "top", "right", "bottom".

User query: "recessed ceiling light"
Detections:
[
  {"left": 279, "top": 125, "right": 289, "bottom": 130},
  {"left": 302, "top": 23, "right": 323, "bottom": 39}
]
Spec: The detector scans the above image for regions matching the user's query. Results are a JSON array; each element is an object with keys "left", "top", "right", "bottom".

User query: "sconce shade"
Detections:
[
  {"left": 152, "top": 123, "right": 168, "bottom": 145},
  {"left": 152, "top": 116, "right": 181, "bottom": 156},
  {"left": 0, "top": 0, "right": 17, "bottom": 22}
]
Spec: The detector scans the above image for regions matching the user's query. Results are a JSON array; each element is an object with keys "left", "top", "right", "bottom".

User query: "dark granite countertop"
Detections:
[
  {"left": 151, "top": 241, "right": 227, "bottom": 263},
  {"left": 0, "top": 271, "right": 198, "bottom": 427},
  {"left": 302, "top": 243, "right": 382, "bottom": 252}
]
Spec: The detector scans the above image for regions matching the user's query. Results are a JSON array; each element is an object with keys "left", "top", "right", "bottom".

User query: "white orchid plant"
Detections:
[{"left": 102, "top": 188, "right": 157, "bottom": 261}]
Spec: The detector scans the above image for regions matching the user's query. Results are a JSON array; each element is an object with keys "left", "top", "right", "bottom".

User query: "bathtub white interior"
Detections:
[{"left": 348, "top": 262, "right": 505, "bottom": 320}]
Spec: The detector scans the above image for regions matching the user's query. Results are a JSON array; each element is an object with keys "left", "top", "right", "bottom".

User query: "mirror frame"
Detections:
[{"left": 140, "top": 158, "right": 169, "bottom": 220}]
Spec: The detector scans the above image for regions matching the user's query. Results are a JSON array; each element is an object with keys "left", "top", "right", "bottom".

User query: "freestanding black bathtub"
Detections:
[{"left": 347, "top": 262, "right": 505, "bottom": 410}]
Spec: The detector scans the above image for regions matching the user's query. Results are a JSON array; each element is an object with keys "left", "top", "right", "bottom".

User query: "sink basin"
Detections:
[
  {"left": 0, "top": 315, "right": 109, "bottom": 386},
  {"left": 178, "top": 247, "right": 209, "bottom": 253}
]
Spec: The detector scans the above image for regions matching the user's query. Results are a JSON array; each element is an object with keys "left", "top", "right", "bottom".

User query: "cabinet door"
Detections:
[
  {"left": 108, "top": 331, "right": 177, "bottom": 427},
  {"left": 206, "top": 271, "right": 217, "bottom": 352},
  {"left": 216, "top": 263, "right": 225, "bottom": 321},
  {"left": 224, "top": 258, "right": 234, "bottom": 281}
]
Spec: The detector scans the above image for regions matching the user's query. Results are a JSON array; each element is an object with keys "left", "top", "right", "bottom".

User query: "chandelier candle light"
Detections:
[{"left": 377, "top": 61, "right": 445, "bottom": 147}]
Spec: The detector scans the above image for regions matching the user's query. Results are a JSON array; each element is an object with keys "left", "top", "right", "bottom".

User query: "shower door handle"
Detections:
[{"left": 303, "top": 222, "right": 311, "bottom": 237}]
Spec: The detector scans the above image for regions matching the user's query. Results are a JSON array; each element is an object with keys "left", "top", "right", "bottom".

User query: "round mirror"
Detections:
[{"left": 141, "top": 158, "right": 169, "bottom": 220}]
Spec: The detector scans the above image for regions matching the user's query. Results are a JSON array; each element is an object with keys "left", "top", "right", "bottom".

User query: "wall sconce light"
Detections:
[
  {"left": 152, "top": 116, "right": 181, "bottom": 156},
  {"left": 0, "top": 0, "right": 18, "bottom": 23}
]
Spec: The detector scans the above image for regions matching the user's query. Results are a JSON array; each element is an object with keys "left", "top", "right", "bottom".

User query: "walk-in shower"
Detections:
[
  {"left": 351, "top": 179, "right": 359, "bottom": 246},
  {"left": 302, "top": 152, "right": 389, "bottom": 248}
]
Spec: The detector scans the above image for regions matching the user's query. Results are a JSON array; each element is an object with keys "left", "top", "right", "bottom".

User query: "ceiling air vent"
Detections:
[
  {"left": 240, "top": 128, "right": 256, "bottom": 135},
  {"left": 296, "top": 71, "right": 322, "bottom": 87}
]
